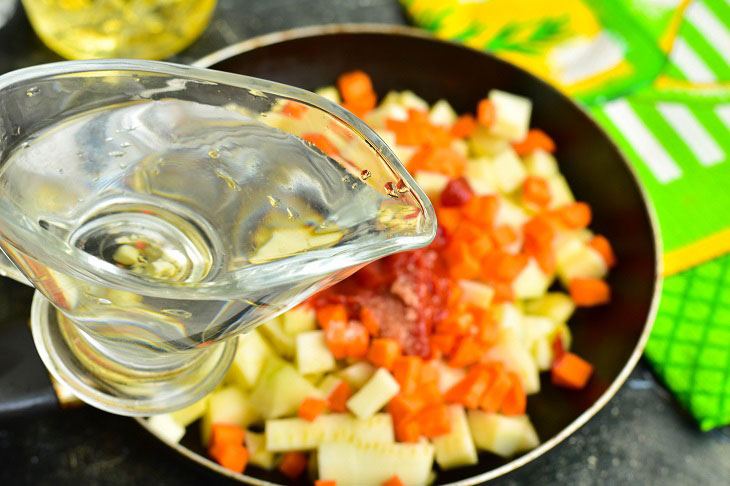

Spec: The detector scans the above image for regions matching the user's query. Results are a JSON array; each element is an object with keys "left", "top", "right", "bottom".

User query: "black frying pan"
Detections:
[{"left": 1, "top": 24, "right": 661, "bottom": 485}]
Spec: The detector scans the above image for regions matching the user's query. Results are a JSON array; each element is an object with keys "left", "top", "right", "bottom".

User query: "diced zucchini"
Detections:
[
  {"left": 296, "top": 330, "right": 336, "bottom": 375},
  {"left": 415, "top": 170, "right": 451, "bottom": 200},
  {"left": 488, "top": 90, "right": 532, "bottom": 142},
  {"left": 170, "top": 395, "right": 209, "bottom": 427},
  {"left": 546, "top": 174, "right": 575, "bottom": 209},
  {"left": 521, "top": 315, "right": 560, "bottom": 370},
  {"left": 492, "top": 147, "right": 527, "bottom": 194},
  {"left": 494, "top": 303, "right": 524, "bottom": 341},
  {"left": 245, "top": 431, "right": 276, "bottom": 470},
  {"left": 557, "top": 245, "right": 607, "bottom": 285},
  {"left": 201, "top": 386, "right": 260, "bottom": 445},
  {"left": 283, "top": 305, "right": 317, "bottom": 335},
  {"left": 523, "top": 150, "right": 558, "bottom": 177},
  {"left": 458, "top": 280, "right": 495, "bottom": 309},
  {"left": 318, "top": 374, "right": 345, "bottom": 396},
  {"left": 337, "top": 361, "right": 376, "bottom": 390},
  {"left": 467, "top": 411, "right": 539, "bottom": 457},
  {"left": 468, "top": 126, "right": 510, "bottom": 157},
  {"left": 484, "top": 329, "right": 540, "bottom": 394},
  {"left": 266, "top": 413, "right": 394, "bottom": 451},
  {"left": 226, "top": 329, "right": 274, "bottom": 389},
  {"left": 429, "top": 99, "right": 458, "bottom": 126},
  {"left": 433, "top": 405, "right": 478, "bottom": 469},
  {"left": 399, "top": 90, "right": 430, "bottom": 112},
  {"left": 525, "top": 292, "right": 576, "bottom": 323},
  {"left": 494, "top": 198, "right": 529, "bottom": 230},
  {"left": 258, "top": 316, "right": 296, "bottom": 358},
  {"left": 464, "top": 157, "right": 498, "bottom": 195},
  {"left": 249, "top": 359, "right": 322, "bottom": 420},
  {"left": 318, "top": 439, "right": 434, "bottom": 486},
  {"left": 435, "top": 361, "right": 467, "bottom": 394},
  {"left": 147, "top": 414, "right": 186, "bottom": 444},
  {"left": 315, "top": 86, "right": 341, "bottom": 104},
  {"left": 346, "top": 368, "right": 400, "bottom": 419},
  {"left": 512, "top": 258, "right": 551, "bottom": 299},
  {"left": 250, "top": 227, "right": 343, "bottom": 265},
  {"left": 452, "top": 139, "right": 469, "bottom": 157}
]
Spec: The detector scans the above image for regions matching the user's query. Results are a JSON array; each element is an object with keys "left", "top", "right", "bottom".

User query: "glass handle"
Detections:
[{"left": 0, "top": 249, "right": 31, "bottom": 286}]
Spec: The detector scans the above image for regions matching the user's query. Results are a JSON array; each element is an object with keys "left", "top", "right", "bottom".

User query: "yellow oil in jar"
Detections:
[{"left": 22, "top": 0, "right": 217, "bottom": 60}]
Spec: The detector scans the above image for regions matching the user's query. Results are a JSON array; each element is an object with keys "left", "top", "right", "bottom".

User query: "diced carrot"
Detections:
[
  {"left": 551, "top": 352, "right": 594, "bottom": 389},
  {"left": 209, "top": 442, "right": 248, "bottom": 473},
  {"left": 407, "top": 146, "right": 466, "bottom": 178},
  {"left": 435, "top": 312, "right": 473, "bottom": 336},
  {"left": 342, "top": 92, "right": 377, "bottom": 117},
  {"left": 282, "top": 100, "right": 307, "bottom": 119},
  {"left": 589, "top": 235, "right": 616, "bottom": 268},
  {"left": 301, "top": 133, "right": 339, "bottom": 157},
  {"left": 569, "top": 278, "right": 610, "bottom": 306},
  {"left": 324, "top": 319, "right": 347, "bottom": 359},
  {"left": 210, "top": 424, "right": 245, "bottom": 446},
  {"left": 523, "top": 176, "right": 552, "bottom": 208},
  {"left": 523, "top": 214, "right": 555, "bottom": 252},
  {"left": 278, "top": 451, "right": 308, "bottom": 479},
  {"left": 450, "top": 114, "right": 477, "bottom": 138},
  {"left": 360, "top": 306, "right": 381, "bottom": 335},
  {"left": 484, "top": 251, "right": 529, "bottom": 282},
  {"left": 440, "top": 177, "right": 473, "bottom": 207},
  {"left": 448, "top": 244, "right": 482, "bottom": 280},
  {"left": 479, "top": 365, "right": 512, "bottom": 413},
  {"left": 431, "top": 333, "right": 457, "bottom": 355},
  {"left": 554, "top": 202, "right": 591, "bottom": 229},
  {"left": 500, "top": 372, "right": 527, "bottom": 415},
  {"left": 417, "top": 381, "right": 443, "bottom": 406},
  {"left": 316, "top": 304, "right": 348, "bottom": 330},
  {"left": 344, "top": 322, "right": 369, "bottom": 358},
  {"left": 392, "top": 356, "right": 422, "bottom": 395},
  {"left": 477, "top": 99, "right": 496, "bottom": 128},
  {"left": 316, "top": 480, "right": 337, "bottom": 486},
  {"left": 327, "top": 379, "right": 351, "bottom": 413},
  {"left": 470, "top": 233, "right": 495, "bottom": 260},
  {"left": 367, "top": 338, "right": 401, "bottom": 370},
  {"left": 528, "top": 246, "right": 556, "bottom": 274},
  {"left": 444, "top": 366, "right": 491, "bottom": 408},
  {"left": 448, "top": 335, "right": 483, "bottom": 368},
  {"left": 462, "top": 195, "right": 499, "bottom": 226},
  {"left": 394, "top": 415, "right": 421, "bottom": 442},
  {"left": 512, "top": 128, "right": 556, "bottom": 155},
  {"left": 337, "top": 71, "right": 374, "bottom": 104},
  {"left": 474, "top": 309, "right": 498, "bottom": 345},
  {"left": 388, "top": 393, "right": 425, "bottom": 422},
  {"left": 491, "top": 280, "right": 514, "bottom": 303},
  {"left": 491, "top": 225, "right": 518, "bottom": 248},
  {"left": 552, "top": 334, "right": 566, "bottom": 361},
  {"left": 417, "top": 403, "right": 452, "bottom": 438},
  {"left": 382, "top": 475, "right": 405, "bottom": 486},
  {"left": 298, "top": 397, "right": 328, "bottom": 422},
  {"left": 436, "top": 206, "right": 462, "bottom": 235},
  {"left": 420, "top": 361, "right": 439, "bottom": 385}
]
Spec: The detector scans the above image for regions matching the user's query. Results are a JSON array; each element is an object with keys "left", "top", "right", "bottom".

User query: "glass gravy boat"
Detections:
[{"left": 0, "top": 60, "right": 435, "bottom": 415}]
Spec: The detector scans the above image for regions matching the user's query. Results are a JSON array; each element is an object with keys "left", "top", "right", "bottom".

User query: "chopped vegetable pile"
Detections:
[{"left": 147, "top": 71, "right": 616, "bottom": 486}]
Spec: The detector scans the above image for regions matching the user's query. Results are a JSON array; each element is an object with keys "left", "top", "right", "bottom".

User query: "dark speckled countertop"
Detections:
[{"left": 0, "top": 0, "right": 728, "bottom": 484}]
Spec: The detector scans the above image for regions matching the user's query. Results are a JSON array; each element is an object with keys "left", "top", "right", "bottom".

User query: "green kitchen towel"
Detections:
[{"left": 403, "top": 0, "right": 730, "bottom": 429}]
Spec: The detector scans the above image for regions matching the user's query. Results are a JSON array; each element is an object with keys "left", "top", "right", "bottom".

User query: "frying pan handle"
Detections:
[{"left": 0, "top": 318, "right": 60, "bottom": 418}]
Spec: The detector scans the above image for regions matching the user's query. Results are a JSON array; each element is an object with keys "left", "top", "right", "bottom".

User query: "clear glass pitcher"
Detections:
[{"left": 0, "top": 60, "right": 436, "bottom": 415}]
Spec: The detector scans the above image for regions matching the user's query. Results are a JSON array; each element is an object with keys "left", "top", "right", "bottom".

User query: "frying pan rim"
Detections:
[{"left": 136, "top": 22, "right": 663, "bottom": 486}]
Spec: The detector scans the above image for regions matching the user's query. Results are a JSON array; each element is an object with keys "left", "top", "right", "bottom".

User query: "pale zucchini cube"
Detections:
[
  {"left": 318, "top": 374, "right": 345, "bottom": 396},
  {"left": 512, "top": 258, "right": 552, "bottom": 299},
  {"left": 494, "top": 198, "right": 529, "bottom": 230},
  {"left": 399, "top": 90, "right": 430, "bottom": 112},
  {"left": 415, "top": 170, "right": 451, "bottom": 200},
  {"left": 226, "top": 329, "right": 274, "bottom": 389},
  {"left": 283, "top": 305, "right": 317, "bottom": 335},
  {"left": 494, "top": 303, "right": 524, "bottom": 341},
  {"left": 259, "top": 316, "right": 296, "bottom": 358},
  {"left": 201, "top": 386, "right": 261, "bottom": 445},
  {"left": 249, "top": 359, "right": 322, "bottom": 420},
  {"left": 250, "top": 227, "right": 342, "bottom": 265},
  {"left": 468, "top": 125, "right": 510, "bottom": 157},
  {"left": 337, "top": 361, "right": 376, "bottom": 390},
  {"left": 429, "top": 99, "right": 458, "bottom": 126},
  {"left": 367, "top": 104, "right": 409, "bottom": 130},
  {"left": 315, "top": 86, "right": 341, "bottom": 104},
  {"left": 458, "top": 280, "right": 495, "bottom": 309},
  {"left": 435, "top": 361, "right": 467, "bottom": 394},
  {"left": 464, "top": 157, "right": 498, "bottom": 196},
  {"left": 451, "top": 138, "right": 469, "bottom": 157},
  {"left": 170, "top": 395, "right": 209, "bottom": 427},
  {"left": 318, "top": 439, "right": 434, "bottom": 486},
  {"left": 557, "top": 245, "right": 607, "bottom": 286},
  {"left": 433, "top": 405, "right": 478, "bottom": 469},
  {"left": 147, "top": 414, "right": 186, "bottom": 444},
  {"left": 245, "top": 431, "right": 276, "bottom": 470},
  {"left": 488, "top": 89, "right": 532, "bottom": 142},
  {"left": 492, "top": 147, "right": 527, "bottom": 194},
  {"left": 392, "top": 144, "right": 417, "bottom": 165},
  {"left": 265, "top": 413, "right": 394, "bottom": 451},
  {"left": 296, "top": 330, "right": 337, "bottom": 375},
  {"left": 521, "top": 315, "right": 560, "bottom": 370},
  {"left": 546, "top": 175, "right": 575, "bottom": 209},
  {"left": 525, "top": 292, "right": 576, "bottom": 323},
  {"left": 467, "top": 411, "right": 539, "bottom": 457},
  {"left": 484, "top": 329, "right": 540, "bottom": 394},
  {"left": 523, "top": 150, "right": 558, "bottom": 177},
  {"left": 346, "top": 368, "right": 400, "bottom": 419}
]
